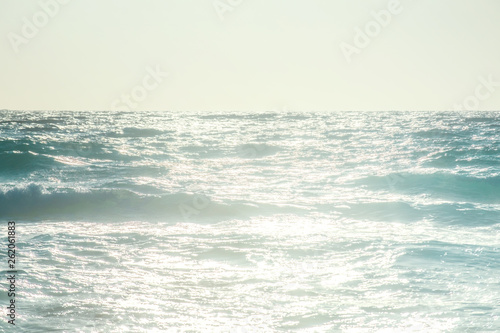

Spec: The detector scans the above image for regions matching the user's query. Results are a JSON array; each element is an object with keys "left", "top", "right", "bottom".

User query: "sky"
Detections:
[{"left": 1, "top": 0, "right": 499, "bottom": 112}]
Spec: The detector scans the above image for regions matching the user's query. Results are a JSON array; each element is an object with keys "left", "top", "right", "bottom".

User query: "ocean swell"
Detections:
[{"left": 0, "top": 184, "right": 305, "bottom": 222}]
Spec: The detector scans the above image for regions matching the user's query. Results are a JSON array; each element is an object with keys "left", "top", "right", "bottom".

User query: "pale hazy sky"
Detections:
[{"left": 1, "top": 0, "right": 499, "bottom": 112}]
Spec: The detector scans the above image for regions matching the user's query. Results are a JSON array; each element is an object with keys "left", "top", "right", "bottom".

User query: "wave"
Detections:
[
  {"left": 0, "top": 184, "right": 306, "bottom": 222},
  {"left": 395, "top": 240, "right": 500, "bottom": 269},
  {"left": 198, "top": 113, "right": 278, "bottom": 120},
  {"left": 412, "top": 129, "right": 465, "bottom": 139},
  {"left": 0, "top": 152, "right": 57, "bottom": 174},
  {"left": 107, "top": 127, "right": 170, "bottom": 138},
  {"left": 332, "top": 201, "right": 423, "bottom": 222},
  {"left": 316, "top": 200, "right": 499, "bottom": 226},
  {"left": 354, "top": 173, "right": 500, "bottom": 203},
  {"left": 419, "top": 203, "right": 500, "bottom": 226},
  {"left": 464, "top": 116, "right": 500, "bottom": 123},
  {"left": 0, "top": 118, "right": 66, "bottom": 125},
  {"left": 234, "top": 144, "right": 281, "bottom": 158},
  {"left": 0, "top": 150, "right": 106, "bottom": 173},
  {"left": 20, "top": 125, "right": 61, "bottom": 132},
  {"left": 422, "top": 148, "right": 500, "bottom": 168}
]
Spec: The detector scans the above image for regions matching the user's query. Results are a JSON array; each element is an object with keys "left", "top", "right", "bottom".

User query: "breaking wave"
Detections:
[{"left": 0, "top": 184, "right": 306, "bottom": 222}]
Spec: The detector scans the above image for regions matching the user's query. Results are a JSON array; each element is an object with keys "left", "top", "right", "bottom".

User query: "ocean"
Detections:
[{"left": 0, "top": 110, "right": 499, "bottom": 332}]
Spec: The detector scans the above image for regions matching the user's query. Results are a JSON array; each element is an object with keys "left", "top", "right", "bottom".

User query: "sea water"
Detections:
[{"left": 0, "top": 111, "right": 499, "bottom": 332}]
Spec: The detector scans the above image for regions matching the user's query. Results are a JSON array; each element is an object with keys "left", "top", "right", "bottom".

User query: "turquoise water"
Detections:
[{"left": 0, "top": 111, "right": 499, "bottom": 332}]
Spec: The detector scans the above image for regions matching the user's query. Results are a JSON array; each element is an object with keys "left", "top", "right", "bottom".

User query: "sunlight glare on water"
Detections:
[{"left": 0, "top": 111, "right": 499, "bottom": 332}]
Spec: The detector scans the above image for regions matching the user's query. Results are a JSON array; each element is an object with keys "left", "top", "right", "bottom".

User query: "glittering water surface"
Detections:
[{"left": 0, "top": 111, "right": 499, "bottom": 332}]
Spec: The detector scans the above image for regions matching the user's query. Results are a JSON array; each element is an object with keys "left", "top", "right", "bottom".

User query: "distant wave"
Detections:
[
  {"left": 2, "top": 183, "right": 496, "bottom": 225},
  {"left": 235, "top": 143, "right": 281, "bottom": 158},
  {"left": 0, "top": 152, "right": 55, "bottom": 174},
  {"left": 412, "top": 129, "right": 465, "bottom": 139},
  {"left": 0, "top": 118, "right": 66, "bottom": 125},
  {"left": 107, "top": 127, "right": 170, "bottom": 138},
  {"left": 198, "top": 113, "right": 278, "bottom": 120},
  {"left": 354, "top": 173, "right": 500, "bottom": 203},
  {"left": 0, "top": 184, "right": 306, "bottom": 222}
]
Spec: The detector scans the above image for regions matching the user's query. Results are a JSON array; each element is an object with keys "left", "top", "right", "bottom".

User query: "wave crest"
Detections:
[{"left": 0, "top": 184, "right": 304, "bottom": 222}]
